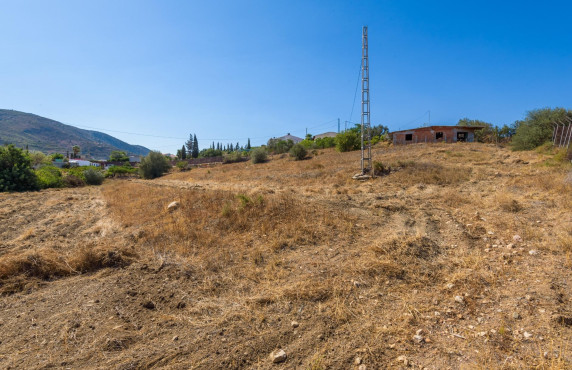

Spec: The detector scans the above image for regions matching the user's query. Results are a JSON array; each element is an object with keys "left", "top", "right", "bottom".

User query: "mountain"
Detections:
[{"left": 0, "top": 110, "right": 150, "bottom": 159}]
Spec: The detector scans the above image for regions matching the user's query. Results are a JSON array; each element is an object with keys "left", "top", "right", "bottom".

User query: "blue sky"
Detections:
[{"left": 2, "top": 0, "right": 571, "bottom": 152}]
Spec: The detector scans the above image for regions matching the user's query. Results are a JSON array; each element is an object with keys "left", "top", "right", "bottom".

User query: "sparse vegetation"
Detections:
[
  {"left": 1, "top": 143, "right": 571, "bottom": 368},
  {"left": 35, "top": 165, "right": 63, "bottom": 188}
]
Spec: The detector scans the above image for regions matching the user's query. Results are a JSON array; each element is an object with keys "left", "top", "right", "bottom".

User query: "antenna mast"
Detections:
[{"left": 360, "top": 26, "right": 372, "bottom": 176}]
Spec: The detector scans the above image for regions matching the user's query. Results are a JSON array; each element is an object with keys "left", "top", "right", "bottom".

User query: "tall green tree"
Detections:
[
  {"left": 192, "top": 134, "right": 199, "bottom": 158},
  {"left": 72, "top": 145, "right": 80, "bottom": 158},
  {"left": 185, "top": 134, "right": 194, "bottom": 155},
  {"left": 246, "top": 138, "right": 251, "bottom": 150},
  {"left": 181, "top": 145, "right": 187, "bottom": 160}
]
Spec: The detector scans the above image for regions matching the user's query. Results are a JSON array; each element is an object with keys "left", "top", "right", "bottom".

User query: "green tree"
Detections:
[
  {"left": 72, "top": 145, "right": 80, "bottom": 158},
  {"left": 139, "top": 151, "right": 171, "bottom": 179},
  {"left": 512, "top": 107, "right": 572, "bottom": 150},
  {"left": 246, "top": 138, "right": 251, "bottom": 150},
  {"left": 0, "top": 145, "right": 39, "bottom": 191},
  {"left": 335, "top": 130, "right": 360, "bottom": 152},
  {"left": 109, "top": 150, "right": 129, "bottom": 162},
  {"left": 181, "top": 145, "right": 187, "bottom": 160},
  {"left": 185, "top": 134, "right": 194, "bottom": 155},
  {"left": 51, "top": 153, "right": 65, "bottom": 160},
  {"left": 192, "top": 134, "right": 199, "bottom": 158}
]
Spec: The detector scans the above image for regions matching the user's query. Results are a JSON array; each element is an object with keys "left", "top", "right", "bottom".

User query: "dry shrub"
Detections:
[
  {"left": 495, "top": 192, "right": 522, "bottom": 212},
  {"left": 0, "top": 246, "right": 135, "bottom": 294}
]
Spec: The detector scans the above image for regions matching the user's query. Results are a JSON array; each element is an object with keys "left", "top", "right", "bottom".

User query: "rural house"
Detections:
[
  {"left": 390, "top": 125, "right": 483, "bottom": 144},
  {"left": 275, "top": 133, "right": 303, "bottom": 144}
]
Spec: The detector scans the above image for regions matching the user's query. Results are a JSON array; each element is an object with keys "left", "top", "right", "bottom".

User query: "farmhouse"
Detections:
[
  {"left": 275, "top": 133, "right": 303, "bottom": 144},
  {"left": 390, "top": 125, "right": 483, "bottom": 144}
]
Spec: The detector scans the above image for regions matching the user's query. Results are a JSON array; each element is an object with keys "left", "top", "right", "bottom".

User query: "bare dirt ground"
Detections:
[{"left": 0, "top": 143, "right": 571, "bottom": 369}]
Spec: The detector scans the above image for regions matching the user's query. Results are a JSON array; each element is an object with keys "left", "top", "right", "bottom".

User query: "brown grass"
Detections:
[{"left": 1, "top": 142, "right": 571, "bottom": 368}]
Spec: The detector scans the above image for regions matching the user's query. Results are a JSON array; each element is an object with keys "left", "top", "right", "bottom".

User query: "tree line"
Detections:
[{"left": 176, "top": 134, "right": 252, "bottom": 160}]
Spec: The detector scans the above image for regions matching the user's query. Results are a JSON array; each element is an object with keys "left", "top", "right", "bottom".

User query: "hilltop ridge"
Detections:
[{"left": 0, "top": 109, "right": 150, "bottom": 158}]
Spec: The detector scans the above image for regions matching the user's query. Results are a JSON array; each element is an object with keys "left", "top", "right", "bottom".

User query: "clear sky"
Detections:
[{"left": 2, "top": 0, "right": 571, "bottom": 152}]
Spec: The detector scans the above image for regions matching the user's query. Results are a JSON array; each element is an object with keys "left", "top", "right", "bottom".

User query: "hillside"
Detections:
[
  {"left": 0, "top": 109, "right": 150, "bottom": 159},
  {"left": 0, "top": 143, "right": 571, "bottom": 368}
]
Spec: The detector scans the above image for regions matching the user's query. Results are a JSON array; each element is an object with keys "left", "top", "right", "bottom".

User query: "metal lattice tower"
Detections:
[{"left": 360, "top": 26, "right": 372, "bottom": 175}]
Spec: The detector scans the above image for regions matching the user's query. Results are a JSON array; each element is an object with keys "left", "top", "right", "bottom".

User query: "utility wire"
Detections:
[{"left": 348, "top": 61, "right": 361, "bottom": 124}]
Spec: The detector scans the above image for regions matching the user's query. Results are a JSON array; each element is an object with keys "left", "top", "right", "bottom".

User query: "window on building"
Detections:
[
  {"left": 457, "top": 132, "right": 467, "bottom": 142},
  {"left": 436, "top": 132, "right": 443, "bottom": 140},
  {"left": 405, "top": 134, "right": 413, "bottom": 141}
]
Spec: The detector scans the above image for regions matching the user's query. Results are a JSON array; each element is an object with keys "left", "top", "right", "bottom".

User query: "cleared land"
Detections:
[{"left": 0, "top": 143, "right": 571, "bottom": 369}]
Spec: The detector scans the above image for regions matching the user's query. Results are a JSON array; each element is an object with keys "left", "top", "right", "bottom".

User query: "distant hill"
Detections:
[{"left": 0, "top": 109, "right": 150, "bottom": 159}]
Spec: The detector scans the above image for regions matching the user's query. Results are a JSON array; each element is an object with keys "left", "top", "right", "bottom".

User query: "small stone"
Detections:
[
  {"left": 167, "top": 201, "right": 180, "bottom": 211},
  {"left": 172, "top": 335, "right": 179, "bottom": 341},
  {"left": 529, "top": 250, "right": 538, "bottom": 256},
  {"left": 445, "top": 283, "right": 454, "bottom": 289},
  {"left": 524, "top": 332, "right": 532, "bottom": 339},
  {"left": 416, "top": 329, "right": 423, "bottom": 335},
  {"left": 487, "top": 231, "right": 494, "bottom": 235},
  {"left": 397, "top": 355, "right": 408, "bottom": 366},
  {"left": 525, "top": 295, "right": 532, "bottom": 301},
  {"left": 513, "top": 312, "right": 521, "bottom": 320},
  {"left": 413, "top": 334, "right": 424, "bottom": 343},
  {"left": 291, "top": 321, "right": 299, "bottom": 328},
  {"left": 358, "top": 365, "right": 367, "bottom": 370},
  {"left": 506, "top": 243, "right": 514, "bottom": 249},
  {"left": 317, "top": 334, "right": 324, "bottom": 340},
  {"left": 142, "top": 301, "right": 155, "bottom": 310},
  {"left": 513, "top": 234, "right": 522, "bottom": 243},
  {"left": 271, "top": 349, "right": 287, "bottom": 363},
  {"left": 432, "top": 298, "right": 439, "bottom": 305},
  {"left": 454, "top": 295, "right": 465, "bottom": 304},
  {"left": 354, "top": 356, "right": 362, "bottom": 365},
  {"left": 478, "top": 331, "right": 487, "bottom": 337}
]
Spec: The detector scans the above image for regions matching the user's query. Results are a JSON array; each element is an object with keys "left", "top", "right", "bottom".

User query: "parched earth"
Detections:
[{"left": 0, "top": 143, "right": 571, "bottom": 369}]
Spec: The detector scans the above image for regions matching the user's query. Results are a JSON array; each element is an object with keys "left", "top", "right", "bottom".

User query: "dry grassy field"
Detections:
[{"left": 0, "top": 143, "right": 571, "bottom": 369}]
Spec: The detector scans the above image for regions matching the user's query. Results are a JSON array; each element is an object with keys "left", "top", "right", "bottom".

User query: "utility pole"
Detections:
[
  {"left": 359, "top": 25, "right": 372, "bottom": 176},
  {"left": 338, "top": 118, "right": 340, "bottom": 133}
]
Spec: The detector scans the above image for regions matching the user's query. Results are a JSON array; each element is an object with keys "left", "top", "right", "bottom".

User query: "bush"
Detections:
[
  {"left": 176, "top": 161, "right": 192, "bottom": 171},
  {"left": 373, "top": 161, "right": 391, "bottom": 176},
  {"left": 335, "top": 131, "right": 360, "bottom": 152},
  {"left": 315, "top": 137, "right": 336, "bottom": 149},
  {"left": 267, "top": 139, "right": 294, "bottom": 154},
  {"left": 139, "top": 151, "right": 171, "bottom": 179},
  {"left": 105, "top": 165, "right": 137, "bottom": 178},
  {"left": 289, "top": 144, "right": 307, "bottom": 161},
  {"left": 512, "top": 107, "right": 572, "bottom": 150},
  {"left": 36, "top": 166, "right": 63, "bottom": 189},
  {"left": 0, "top": 145, "right": 39, "bottom": 192},
  {"left": 223, "top": 151, "right": 245, "bottom": 164},
  {"left": 251, "top": 148, "right": 268, "bottom": 164},
  {"left": 84, "top": 168, "right": 104, "bottom": 185},
  {"left": 63, "top": 174, "right": 85, "bottom": 187}
]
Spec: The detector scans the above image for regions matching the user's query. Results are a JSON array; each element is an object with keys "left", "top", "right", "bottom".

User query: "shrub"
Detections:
[
  {"left": 63, "top": 174, "right": 85, "bottom": 187},
  {"left": 139, "top": 151, "right": 171, "bottom": 179},
  {"left": 335, "top": 131, "right": 360, "bottom": 152},
  {"left": 289, "top": 144, "right": 307, "bottom": 161},
  {"left": 251, "top": 148, "right": 268, "bottom": 164},
  {"left": 36, "top": 166, "right": 63, "bottom": 188},
  {"left": 0, "top": 145, "right": 39, "bottom": 192},
  {"left": 84, "top": 168, "right": 104, "bottom": 185},
  {"left": 106, "top": 165, "right": 137, "bottom": 178},
  {"left": 176, "top": 161, "right": 192, "bottom": 171},
  {"left": 223, "top": 151, "right": 245, "bottom": 164},
  {"left": 315, "top": 137, "right": 336, "bottom": 149},
  {"left": 373, "top": 161, "right": 391, "bottom": 176}
]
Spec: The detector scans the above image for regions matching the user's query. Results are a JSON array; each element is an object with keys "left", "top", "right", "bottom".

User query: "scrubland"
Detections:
[{"left": 0, "top": 143, "right": 571, "bottom": 369}]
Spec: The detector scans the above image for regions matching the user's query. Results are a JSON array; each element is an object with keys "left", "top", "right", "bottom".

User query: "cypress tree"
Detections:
[
  {"left": 247, "top": 138, "right": 251, "bottom": 149},
  {"left": 192, "top": 134, "right": 199, "bottom": 158},
  {"left": 181, "top": 145, "right": 187, "bottom": 159},
  {"left": 185, "top": 134, "right": 194, "bottom": 155}
]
